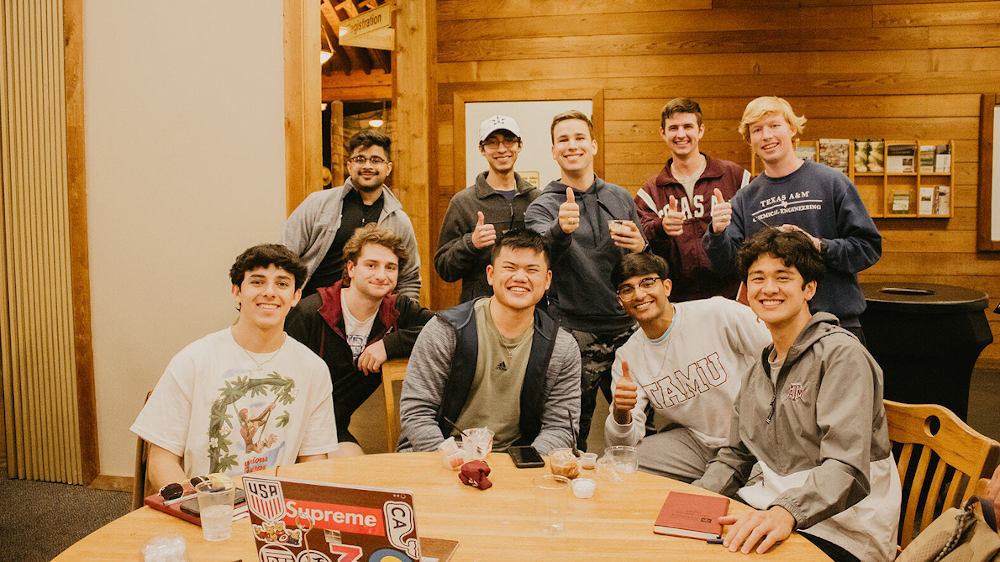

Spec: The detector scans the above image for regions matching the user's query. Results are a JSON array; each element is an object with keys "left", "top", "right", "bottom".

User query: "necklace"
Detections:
[
  {"left": 241, "top": 334, "right": 285, "bottom": 373},
  {"left": 496, "top": 333, "right": 528, "bottom": 372}
]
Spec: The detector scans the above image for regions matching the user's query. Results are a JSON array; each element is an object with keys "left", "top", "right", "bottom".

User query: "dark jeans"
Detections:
[{"left": 569, "top": 326, "right": 636, "bottom": 452}]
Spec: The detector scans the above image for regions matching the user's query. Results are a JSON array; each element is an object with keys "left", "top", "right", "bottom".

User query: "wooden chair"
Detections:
[
  {"left": 131, "top": 391, "right": 153, "bottom": 510},
  {"left": 381, "top": 359, "right": 408, "bottom": 451},
  {"left": 885, "top": 399, "right": 1000, "bottom": 549}
]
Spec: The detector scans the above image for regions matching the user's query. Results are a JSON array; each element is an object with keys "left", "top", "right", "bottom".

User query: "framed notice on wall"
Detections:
[{"left": 978, "top": 94, "right": 1000, "bottom": 251}]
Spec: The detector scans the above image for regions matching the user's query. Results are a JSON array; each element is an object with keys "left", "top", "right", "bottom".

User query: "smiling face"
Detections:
[
  {"left": 748, "top": 113, "right": 798, "bottom": 169},
  {"left": 345, "top": 243, "right": 399, "bottom": 302},
  {"left": 551, "top": 118, "right": 598, "bottom": 176},
  {"left": 233, "top": 265, "right": 301, "bottom": 332},
  {"left": 486, "top": 246, "right": 552, "bottom": 313},
  {"left": 348, "top": 144, "right": 393, "bottom": 193},
  {"left": 746, "top": 253, "right": 816, "bottom": 330},
  {"left": 479, "top": 131, "right": 522, "bottom": 175},
  {"left": 617, "top": 274, "right": 672, "bottom": 326},
  {"left": 660, "top": 112, "right": 704, "bottom": 159}
]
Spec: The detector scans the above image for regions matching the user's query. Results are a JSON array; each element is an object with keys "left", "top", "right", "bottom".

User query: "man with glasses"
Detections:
[
  {"left": 435, "top": 115, "right": 540, "bottom": 302},
  {"left": 283, "top": 129, "right": 421, "bottom": 300},
  {"left": 605, "top": 252, "right": 769, "bottom": 483}
]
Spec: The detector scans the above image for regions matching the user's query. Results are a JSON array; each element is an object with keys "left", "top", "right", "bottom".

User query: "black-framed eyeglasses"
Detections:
[
  {"left": 348, "top": 155, "right": 389, "bottom": 165},
  {"left": 616, "top": 276, "right": 661, "bottom": 301},
  {"left": 481, "top": 138, "right": 520, "bottom": 150}
]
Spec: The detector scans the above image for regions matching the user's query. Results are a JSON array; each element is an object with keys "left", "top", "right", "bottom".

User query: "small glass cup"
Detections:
[
  {"left": 604, "top": 445, "right": 638, "bottom": 474},
  {"left": 579, "top": 452, "right": 598, "bottom": 470},
  {"left": 195, "top": 479, "right": 235, "bottom": 541},
  {"left": 534, "top": 474, "right": 570, "bottom": 535},
  {"left": 548, "top": 448, "right": 580, "bottom": 479},
  {"left": 571, "top": 477, "right": 596, "bottom": 499},
  {"left": 608, "top": 219, "right": 632, "bottom": 235}
]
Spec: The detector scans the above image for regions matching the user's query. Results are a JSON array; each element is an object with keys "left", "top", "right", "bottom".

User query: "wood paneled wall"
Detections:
[{"left": 430, "top": 0, "right": 1000, "bottom": 361}]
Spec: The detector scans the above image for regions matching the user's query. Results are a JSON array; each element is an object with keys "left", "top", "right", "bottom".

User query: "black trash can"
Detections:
[{"left": 859, "top": 282, "right": 993, "bottom": 420}]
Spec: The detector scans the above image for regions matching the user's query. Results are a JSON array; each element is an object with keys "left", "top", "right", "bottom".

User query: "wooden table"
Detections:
[{"left": 56, "top": 453, "right": 829, "bottom": 560}]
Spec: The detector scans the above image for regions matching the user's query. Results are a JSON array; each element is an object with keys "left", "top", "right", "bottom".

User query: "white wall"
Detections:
[
  {"left": 84, "top": 1, "right": 286, "bottom": 476},
  {"left": 465, "top": 100, "right": 593, "bottom": 188}
]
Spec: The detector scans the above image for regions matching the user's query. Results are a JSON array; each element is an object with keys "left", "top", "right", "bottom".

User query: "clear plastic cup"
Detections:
[
  {"left": 604, "top": 445, "right": 638, "bottom": 474},
  {"left": 195, "top": 479, "right": 234, "bottom": 541},
  {"left": 608, "top": 219, "right": 632, "bottom": 235},
  {"left": 534, "top": 474, "right": 570, "bottom": 535},
  {"left": 548, "top": 448, "right": 580, "bottom": 479},
  {"left": 462, "top": 427, "right": 494, "bottom": 460}
]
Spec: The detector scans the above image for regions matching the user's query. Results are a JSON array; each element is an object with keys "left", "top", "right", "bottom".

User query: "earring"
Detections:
[{"left": 234, "top": 302, "right": 241, "bottom": 312}]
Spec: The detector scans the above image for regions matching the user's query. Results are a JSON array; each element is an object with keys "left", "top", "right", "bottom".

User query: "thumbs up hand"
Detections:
[
  {"left": 612, "top": 360, "right": 639, "bottom": 425},
  {"left": 470, "top": 211, "right": 497, "bottom": 249},
  {"left": 662, "top": 195, "right": 685, "bottom": 237},
  {"left": 710, "top": 188, "right": 732, "bottom": 234},
  {"left": 558, "top": 187, "right": 580, "bottom": 234}
]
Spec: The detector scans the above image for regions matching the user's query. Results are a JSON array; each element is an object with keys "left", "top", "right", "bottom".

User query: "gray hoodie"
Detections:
[
  {"left": 282, "top": 179, "right": 421, "bottom": 301},
  {"left": 694, "top": 312, "right": 900, "bottom": 561},
  {"left": 524, "top": 176, "right": 644, "bottom": 334}
]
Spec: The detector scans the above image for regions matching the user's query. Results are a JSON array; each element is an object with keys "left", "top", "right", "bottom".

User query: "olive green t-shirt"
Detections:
[{"left": 452, "top": 298, "right": 533, "bottom": 451}]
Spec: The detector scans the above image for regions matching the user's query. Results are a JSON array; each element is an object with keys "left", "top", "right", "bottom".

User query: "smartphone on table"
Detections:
[{"left": 508, "top": 445, "right": 545, "bottom": 468}]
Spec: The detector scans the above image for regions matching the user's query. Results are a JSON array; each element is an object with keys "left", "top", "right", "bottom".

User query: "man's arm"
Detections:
[
  {"left": 281, "top": 191, "right": 322, "bottom": 256},
  {"left": 394, "top": 214, "right": 423, "bottom": 301},
  {"left": 433, "top": 197, "right": 482, "bottom": 283},
  {"left": 692, "top": 377, "right": 757, "bottom": 497},
  {"left": 702, "top": 189, "right": 746, "bottom": 276},
  {"left": 766, "top": 342, "right": 877, "bottom": 528},
  {"left": 381, "top": 295, "right": 435, "bottom": 359},
  {"left": 820, "top": 177, "right": 882, "bottom": 274},
  {"left": 398, "top": 318, "right": 455, "bottom": 451},
  {"left": 635, "top": 188, "right": 678, "bottom": 259},
  {"left": 603, "top": 354, "right": 649, "bottom": 447},
  {"left": 525, "top": 195, "right": 573, "bottom": 261},
  {"left": 148, "top": 444, "right": 187, "bottom": 491},
  {"left": 530, "top": 329, "right": 581, "bottom": 455}
]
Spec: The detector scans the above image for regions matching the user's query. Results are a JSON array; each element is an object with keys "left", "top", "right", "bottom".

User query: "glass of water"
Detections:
[
  {"left": 195, "top": 479, "right": 235, "bottom": 541},
  {"left": 533, "top": 474, "right": 570, "bottom": 536}
]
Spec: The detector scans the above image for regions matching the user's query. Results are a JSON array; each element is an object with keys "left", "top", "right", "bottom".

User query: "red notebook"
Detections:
[{"left": 653, "top": 491, "right": 730, "bottom": 540}]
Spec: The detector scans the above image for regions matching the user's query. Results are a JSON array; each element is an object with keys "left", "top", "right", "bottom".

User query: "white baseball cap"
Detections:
[{"left": 479, "top": 115, "right": 521, "bottom": 143}]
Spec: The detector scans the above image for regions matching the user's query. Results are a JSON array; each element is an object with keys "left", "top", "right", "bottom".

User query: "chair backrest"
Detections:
[
  {"left": 885, "top": 399, "right": 1000, "bottom": 549},
  {"left": 131, "top": 390, "right": 153, "bottom": 510},
  {"left": 381, "top": 359, "right": 408, "bottom": 452}
]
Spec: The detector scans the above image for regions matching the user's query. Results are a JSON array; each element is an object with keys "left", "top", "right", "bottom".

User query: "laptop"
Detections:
[{"left": 243, "top": 474, "right": 424, "bottom": 562}]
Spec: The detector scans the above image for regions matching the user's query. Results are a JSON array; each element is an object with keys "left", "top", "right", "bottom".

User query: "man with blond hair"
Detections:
[
  {"left": 702, "top": 96, "right": 880, "bottom": 341},
  {"left": 286, "top": 224, "right": 433, "bottom": 455},
  {"left": 635, "top": 97, "right": 750, "bottom": 302}
]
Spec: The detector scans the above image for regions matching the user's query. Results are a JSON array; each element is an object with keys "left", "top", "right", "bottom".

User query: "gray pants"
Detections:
[{"left": 636, "top": 426, "right": 719, "bottom": 484}]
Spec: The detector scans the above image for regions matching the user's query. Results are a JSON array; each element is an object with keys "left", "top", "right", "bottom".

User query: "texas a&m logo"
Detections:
[{"left": 787, "top": 383, "right": 805, "bottom": 402}]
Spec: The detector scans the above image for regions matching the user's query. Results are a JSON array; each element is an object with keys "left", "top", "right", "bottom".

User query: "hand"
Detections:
[
  {"left": 661, "top": 195, "right": 684, "bottom": 237},
  {"left": 612, "top": 361, "right": 638, "bottom": 424},
  {"left": 719, "top": 506, "right": 795, "bottom": 554},
  {"left": 611, "top": 220, "right": 646, "bottom": 252},
  {"left": 471, "top": 211, "right": 497, "bottom": 249},
  {"left": 710, "top": 188, "right": 732, "bottom": 234},
  {"left": 778, "top": 224, "right": 822, "bottom": 251},
  {"left": 987, "top": 464, "right": 1000, "bottom": 520},
  {"left": 558, "top": 187, "right": 580, "bottom": 234},
  {"left": 357, "top": 340, "right": 388, "bottom": 376}
]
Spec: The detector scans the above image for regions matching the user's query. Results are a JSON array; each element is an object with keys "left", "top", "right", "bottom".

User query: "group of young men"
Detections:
[{"left": 131, "top": 96, "right": 899, "bottom": 561}]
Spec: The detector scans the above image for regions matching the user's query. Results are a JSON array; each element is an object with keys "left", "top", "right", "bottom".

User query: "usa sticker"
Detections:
[
  {"left": 246, "top": 477, "right": 286, "bottom": 522},
  {"left": 787, "top": 383, "right": 805, "bottom": 402}
]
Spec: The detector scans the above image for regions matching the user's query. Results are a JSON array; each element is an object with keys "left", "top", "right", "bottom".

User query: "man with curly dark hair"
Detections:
[{"left": 131, "top": 244, "right": 338, "bottom": 490}]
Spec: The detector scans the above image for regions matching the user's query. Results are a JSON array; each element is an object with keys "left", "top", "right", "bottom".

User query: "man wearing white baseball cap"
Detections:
[{"left": 435, "top": 115, "right": 541, "bottom": 302}]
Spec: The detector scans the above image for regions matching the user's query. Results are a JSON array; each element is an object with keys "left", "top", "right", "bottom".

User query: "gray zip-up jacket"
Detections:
[
  {"left": 282, "top": 179, "right": 421, "bottom": 301},
  {"left": 434, "top": 171, "right": 539, "bottom": 302},
  {"left": 694, "top": 312, "right": 899, "bottom": 561}
]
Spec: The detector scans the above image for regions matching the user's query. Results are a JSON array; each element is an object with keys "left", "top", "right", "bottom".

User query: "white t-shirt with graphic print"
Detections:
[{"left": 130, "top": 328, "right": 338, "bottom": 479}]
